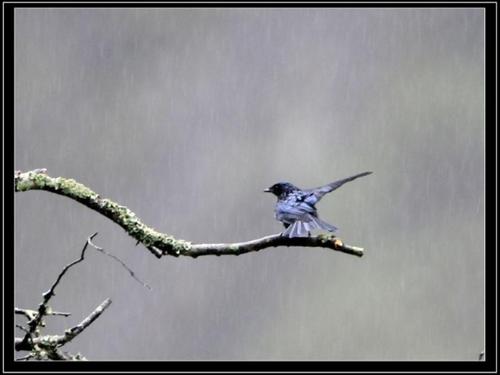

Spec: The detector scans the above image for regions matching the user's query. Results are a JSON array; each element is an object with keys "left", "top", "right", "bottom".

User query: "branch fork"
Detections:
[{"left": 15, "top": 234, "right": 112, "bottom": 360}]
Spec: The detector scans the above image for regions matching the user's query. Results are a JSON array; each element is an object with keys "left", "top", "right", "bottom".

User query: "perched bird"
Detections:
[{"left": 264, "top": 171, "right": 372, "bottom": 237}]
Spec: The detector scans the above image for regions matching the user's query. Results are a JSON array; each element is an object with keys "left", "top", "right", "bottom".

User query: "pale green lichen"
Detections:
[
  {"left": 15, "top": 174, "right": 39, "bottom": 191},
  {"left": 41, "top": 335, "right": 62, "bottom": 345},
  {"left": 55, "top": 178, "right": 100, "bottom": 200},
  {"left": 16, "top": 172, "right": 99, "bottom": 201},
  {"left": 15, "top": 170, "right": 192, "bottom": 256},
  {"left": 228, "top": 244, "right": 239, "bottom": 252}
]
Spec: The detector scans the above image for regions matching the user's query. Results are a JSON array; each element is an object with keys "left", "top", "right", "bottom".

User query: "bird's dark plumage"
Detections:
[{"left": 264, "top": 171, "right": 372, "bottom": 237}]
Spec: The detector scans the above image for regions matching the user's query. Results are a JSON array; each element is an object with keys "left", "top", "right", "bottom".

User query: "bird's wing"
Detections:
[
  {"left": 275, "top": 193, "right": 316, "bottom": 224},
  {"left": 304, "top": 171, "right": 372, "bottom": 204}
]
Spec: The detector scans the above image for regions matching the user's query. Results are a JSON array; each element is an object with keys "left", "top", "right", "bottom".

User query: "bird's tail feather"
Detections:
[{"left": 282, "top": 215, "right": 338, "bottom": 238}]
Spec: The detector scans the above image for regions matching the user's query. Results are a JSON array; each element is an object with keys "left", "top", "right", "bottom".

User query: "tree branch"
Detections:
[
  {"left": 14, "top": 169, "right": 365, "bottom": 258},
  {"left": 16, "top": 353, "right": 35, "bottom": 361},
  {"left": 189, "top": 233, "right": 363, "bottom": 257},
  {"left": 22, "top": 233, "right": 97, "bottom": 339},
  {"left": 87, "top": 237, "right": 152, "bottom": 290},
  {"left": 60, "top": 298, "right": 112, "bottom": 345},
  {"left": 15, "top": 234, "right": 97, "bottom": 354},
  {"left": 15, "top": 298, "right": 112, "bottom": 351},
  {"left": 14, "top": 308, "right": 38, "bottom": 320}
]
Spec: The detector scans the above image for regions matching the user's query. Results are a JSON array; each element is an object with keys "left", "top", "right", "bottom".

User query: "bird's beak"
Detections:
[{"left": 263, "top": 188, "right": 272, "bottom": 193}]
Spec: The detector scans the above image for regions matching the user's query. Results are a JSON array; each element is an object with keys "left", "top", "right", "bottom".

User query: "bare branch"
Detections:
[
  {"left": 14, "top": 233, "right": 113, "bottom": 360},
  {"left": 16, "top": 353, "right": 34, "bottom": 361},
  {"left": 87, "top": 237, "right": 151, "bottom": 290},
  {"left": 14, "top": 308, "right": 37, "bottom": 320},
  {"left": 15, "top": 299, "right": 112, "bottom": 351},
  {"left": 14, "top": 169, "right": 366, "bottom": 258},
  {"left": 24, "top": 233, "right": 98, "bottom": 338},
  {"left": 47, "top": 311, "right": 72, "bottom": 317},
  {"left": 15, "top": 307, "right": 71, "bottom": 318},
  {"left": 60, "top": 298, "right": 112, "bottom": 345},
  {"left": 16, "top": 324, "right": 29, "bottom": 334},
  {"left": 189, "top": 233, "right": 364, "bottom": 257}
]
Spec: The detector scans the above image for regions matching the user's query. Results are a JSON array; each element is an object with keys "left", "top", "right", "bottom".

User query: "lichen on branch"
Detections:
[
  {"left": 15, "top": 169, "right": 190, "bottom": 258},
  {"left": 14, "top": 169, "right": 365, "bottom": 258}
]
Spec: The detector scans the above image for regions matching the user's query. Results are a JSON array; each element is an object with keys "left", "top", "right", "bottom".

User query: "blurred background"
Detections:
[{"left": 14, "top": 8, "right": 484, "bottom": 360}]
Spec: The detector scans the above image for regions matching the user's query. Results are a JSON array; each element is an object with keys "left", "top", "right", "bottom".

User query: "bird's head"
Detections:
[{"left": 264, "top": 182, "right": 299, "bottom": 197}]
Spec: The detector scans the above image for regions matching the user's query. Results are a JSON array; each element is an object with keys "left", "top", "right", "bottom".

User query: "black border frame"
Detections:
[{"left": 3, "top": 1, "right": 497, "bottom": 373}]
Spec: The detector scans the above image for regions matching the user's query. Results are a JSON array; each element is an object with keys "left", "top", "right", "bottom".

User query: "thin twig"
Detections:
[
  {"left": 88, "top": 237, "right": 151, "bottom": 290},
  {"left": 15, "top": 299, "right": 112, "bottom": 350},
  {"left": 14, "top": 233, "right": 113, "bottom": 360},
  {"left": 16, "top": 324, "right": 29, "bottom": 334},
  {"left": 60, "top": 298, "right": 112, "bottom": 345},
  {"left": 16, "top": 233, "right": 98, "bottom": 354},
  {"left": 16, "top": 353, "right": 34, "bottom": 361},
  {"left": 14, "top": 308, "right": 37, "bottom": 320},
  {"left": 15, "top": 307, "right": 71, "bottom": 318},
  {"left": 47, "top": 311, "right": 72, "bottom": 317},
  {"left": 25, "top": 233, "right": 98, "bottom": 337}
]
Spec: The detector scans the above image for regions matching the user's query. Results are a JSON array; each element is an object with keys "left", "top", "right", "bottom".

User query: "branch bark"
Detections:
[
  {"left": 14, "top": 234, "right": 113, "bottom": 360},
  {"left": 22, "top": 233, "right": 97, "bottom": 340},
  {"left": 14, "top": 169, "right": 365, "bottom": 258},
  {"left": 189, "top": 233, "right": 363, "bottom": 257},
  {"left": 15, "top": 298, "right": 112, "bottom": 351},
  {"left": 14, "top": 232, "right": 149, "bottom": 360}
]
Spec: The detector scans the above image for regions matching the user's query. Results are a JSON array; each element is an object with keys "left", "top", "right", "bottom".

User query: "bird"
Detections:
[{"left": 264, "top": 171, "right": 372, "bottom": 238}]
